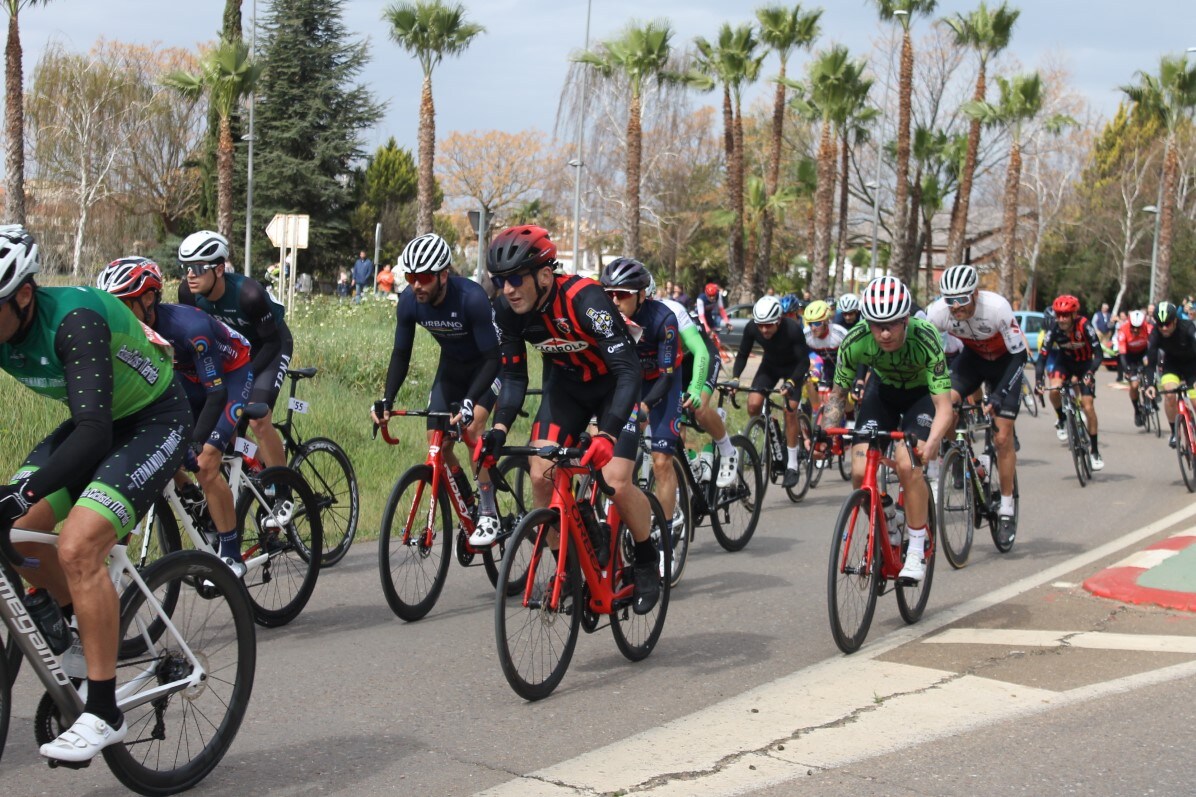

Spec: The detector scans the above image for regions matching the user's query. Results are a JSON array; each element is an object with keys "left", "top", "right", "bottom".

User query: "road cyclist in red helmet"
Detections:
[
  {"left": 696, "top": 281, "right": 730, "bottom": 340},
  {"left": 1034, "top": 294, "right": 1104, "bottom": 470}
]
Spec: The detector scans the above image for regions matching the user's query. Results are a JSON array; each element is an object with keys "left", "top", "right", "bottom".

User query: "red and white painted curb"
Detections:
[{"left": 1084, "top": 528, "right": 1196, "bottom": 611}]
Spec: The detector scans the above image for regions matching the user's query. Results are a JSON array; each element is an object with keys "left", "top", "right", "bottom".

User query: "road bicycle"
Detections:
[
  {"left": 1160, "top": 383, "right": 1196, "bottom": 492},
  {"left": 1020, "top": 376, "right": 1040, "bottom": 417},
  {"left": 1044, "top": 382, "right": 1094, "bottom": 487},
  {"left": 376, "top": 410, "right": 533, "bottom": 621},
  {"left": 274, "top": 367, "right": 359, "bottom": 567},
  {"left": 0, "top": 523, "right": 255, "bottom": 794},
  {"left": 494, "top": 441, "right": 670, "bottom": 700},
  {"left": 633, "top": 384, "right": 764, "bottom": 585},
  {"left": 824, "top": 427, "right": 937, "bottom": 655},
  {"left": 1139, "top": 389, "right": 1162, "bottom": 438},
  {"left": 936, "top": 403, "right": 1020, "bottom": 565},
  {"left": 743, "top": 386, "right": 813, "bottom": 502},
  {"left": 808, "top": 385, "right": 852, "bottom": 487}
]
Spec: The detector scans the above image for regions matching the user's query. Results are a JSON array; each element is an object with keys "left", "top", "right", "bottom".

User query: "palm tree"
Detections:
[
  {"left": 870, "top": 0, "right": 938, "bottom": 284},
  {"left": 4, "top": 0, "right": 51, "bottom": 225},
  {"left": 384, "top": 0, "right": 484, "bottom": 235},
  {"left": 1121, "top": 53, "right": 1196, "bottom": 303},
  {"left": 164, "top": 39, "right": 262, "bottom": 242},
  {"left": 755, "top": 4, "right": 822, "bottom": 289},
  {"left": 942, "top": 1, "right": 1019, "bottom": 267}
]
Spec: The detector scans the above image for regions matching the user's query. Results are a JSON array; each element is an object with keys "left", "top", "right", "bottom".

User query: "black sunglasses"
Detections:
[{"left": 491, "top": 270, "right": 535, "bottom": 290}]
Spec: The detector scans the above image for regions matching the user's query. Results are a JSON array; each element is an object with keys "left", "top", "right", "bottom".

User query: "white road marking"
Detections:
[
  {"left": 926, "top": 628, "right": 1196, "bottom": 654},
  {"left": 1112, "top": 548, "right": 1177, "bottom": 569}
]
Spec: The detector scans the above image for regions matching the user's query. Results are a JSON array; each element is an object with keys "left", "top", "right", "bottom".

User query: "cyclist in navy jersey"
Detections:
[
  {"left": 370, "top": 233, "right": 503, "bottom": 545},
  {"left": 177, "top": 230, "right": 292, "bottom": 471},
  {"left": 474, "top": 225, "right": 659, "bottom": 614},
  {"left": 97, "top": 257, "right": 253, "bottom": 575}
]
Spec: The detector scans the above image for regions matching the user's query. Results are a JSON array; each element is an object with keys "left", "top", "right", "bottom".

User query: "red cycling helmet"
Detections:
[
  {"left": 487, "top": 225, "right": 557, "bottom": 275},
  {"left": 1052, "top": 294, "right": 1080, "bottom": 314},
  {"left": 96, "top": 257, "right": 163, "bottom": 299},
  {"left": 705, "top": 282, "right": 719, "bottom": 297}
]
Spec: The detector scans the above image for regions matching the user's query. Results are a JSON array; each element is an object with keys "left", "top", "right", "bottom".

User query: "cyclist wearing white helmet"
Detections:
[
  {"left": 1115, "top": 308, "right": 1152, "bottom": 427},
  {"left": 926, "top": 263, "right": 1028, "bottom": 547},
  {"left": 0, "top": 226, "right": 192, "bottom": 762},
  {"left": 822, "top": 276, "right": 953, "bottom": 583},
  {"left": 833, "top": 293, "right": 861, "bottom": 329},
  {"left": 730, "top": 294, "right": 812, "bottom": 488}
]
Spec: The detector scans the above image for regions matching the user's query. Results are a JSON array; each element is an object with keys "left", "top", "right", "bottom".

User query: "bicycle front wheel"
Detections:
[
  {"left": 1177, "top": 420, "right": 1196, "bottom": 492},
  {"left": 1021, "top": 379, "right": 1039, "bottom": 417},
  {"left": 709, "top": 434, "right": 764, "bottom": 552},
  {"left": 897, "top": 483, "right": 937, "bottom": 624},
  {"left": 1066, "top": 411, "right": 1089, "bottom": 487},
  {"left": 237, "top": 466, "right": 323, "bottom": 627},
  {"left": 495, "top": 508, "right": 580, "bottom": 701},
  {"left": 784, "top": 413, "right": 814, "bottom": 503},
  {"left": 379, "top": 465, "right": 453, "bottom": 621},
  {"left": 828, "top": 489, "right": 880, "bottom": 654},
  {"left": 936, "top": 447, "right": 974, "bottom": 569},
  {"left": 289, "top": 437, "right": 359, "bottom": 567},
  {"left": 483, "top": 455, "right": 535, "bottom": 593},
  {"left": 611, "top": 492, "right": 671, "bottom": 661},
  {"left": 107, "top": 550, "right": 256, "bottom": 796},
  {"left": 1152, "top": 401, "right": 1162, "bottom": 438},
  {"left": 642, "top": 453, "right": 692, "bottom": 588},
  {"left": 743, "top": 415, "right": 772, "bottom": 492}
]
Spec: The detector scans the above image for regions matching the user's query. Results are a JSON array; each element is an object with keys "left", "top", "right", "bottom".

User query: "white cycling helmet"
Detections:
[
  {"left": 400, "top": 232, "right": 452, "bottom": 273},
  {"left": 1129, "top": 309, "right": 1146, "bottom": 328},
  {"left": 838, "top": 293, "right": 860, "bottom": 313},
  {"left": 178, "top": 230, "right": 230, "bottom": 267},
  {"left": 860, "top": 276, "right": 912, "bottom": 323},
  {"left": 752, "top": 295, "right": 783, "bottom": 324},
  {"left": 0, "top": 225, "right": 39, "bottom": 303},
  {"left": 939, "top": 264, "right": 978, "bottom": 297}
]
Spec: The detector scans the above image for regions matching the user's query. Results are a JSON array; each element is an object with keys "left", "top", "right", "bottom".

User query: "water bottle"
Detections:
[
  {"left": 882, "top": 495, "right": 900, "bottom": 547},
  {"left": 976, "top": 453, "right": 990, "bottom": 481},
  {"left": 22, "top": 588, "right": 71, "bottom": 655},
  {"left": 699, "top": 450, "right": 714, "bottom": 483},
  {"left": 577, "top": 500, "right": 609, "bottom": 567}
]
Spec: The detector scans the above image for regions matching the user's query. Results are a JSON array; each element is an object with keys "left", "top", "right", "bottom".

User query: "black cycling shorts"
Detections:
[
  {"left": 248, "top": 334, "right": 295, "bottom": 410},
  {"left": 950, "top": 350, "right": 1023, "bottom": 420},
  {"left": 855, "top": 380, "right": 937, "bottom": 444},
  {"left": 426, "top": 356, "right": 500, "bottom": 431},
  {"left": 530, "top": 373, "right": 638, "bottom": 460},
  {"left": 1048, "top": 358, "right": 1097, "bottom": 397},
  {"left": 750, "top": 361, "right": 798, "bottom": 394}
]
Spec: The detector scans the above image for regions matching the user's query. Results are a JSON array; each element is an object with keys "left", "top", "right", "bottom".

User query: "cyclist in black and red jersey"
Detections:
[
  {"left": 695, "top": 281, "right": 729, "bottom": 338},
  {"left": 1035, "top": 294, "right": 1104, "bottom": 470},
  {"left": 474, "top": 226, "right": 659, "bottom": 614}
]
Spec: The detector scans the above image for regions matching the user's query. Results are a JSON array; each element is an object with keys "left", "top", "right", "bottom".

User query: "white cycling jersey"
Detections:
[
  {"left": 926, "top": 291, "right": 1026, "bottom": 361},
  {"left": 803, "top": 322, "right": 849, "bottom": 355},
  {"left": 659, "top": 297, "right": 695, "bottom": 333}
]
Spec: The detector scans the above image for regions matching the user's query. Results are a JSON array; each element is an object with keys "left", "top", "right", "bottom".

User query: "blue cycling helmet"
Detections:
[{"left": 779, "top": 293, "right": 799, "bottom": 314}]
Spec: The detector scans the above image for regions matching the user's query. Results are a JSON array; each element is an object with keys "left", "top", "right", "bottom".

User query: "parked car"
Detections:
[
  {"left": 1013, "top": 310, "right": 1046, "bottom": 359},
  {"left": 720, "top": 303, "right": 755, "bottom": 352}
]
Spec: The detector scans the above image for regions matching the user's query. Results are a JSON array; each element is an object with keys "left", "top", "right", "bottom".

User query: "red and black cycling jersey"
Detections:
[
  {"left": 493, "top": 274, "right": 641, "bottom": 438},
  {"left": 1034, "top": 316, "right": 1101, "bottom": 381}
]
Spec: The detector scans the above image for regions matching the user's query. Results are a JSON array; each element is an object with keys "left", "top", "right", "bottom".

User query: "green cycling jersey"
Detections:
[{"left": 833, "top": 315, "right": 951, "bottom": 394}]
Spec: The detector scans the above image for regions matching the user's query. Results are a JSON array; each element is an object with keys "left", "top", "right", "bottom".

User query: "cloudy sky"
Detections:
[{"left": 12, "top": 0, "right": 1196, "bottom": 155}]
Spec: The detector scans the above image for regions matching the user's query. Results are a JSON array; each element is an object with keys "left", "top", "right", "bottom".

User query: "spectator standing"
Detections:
[
  {"left": 1093, "top": 302, "right": 1112, "bottom": 344},
  {"left": 376, "top": 263, "right": 395, "bottom": 295},
  {"left": 337, "top": 269, "right": 350, "bottom": 299},
  {"left": 351, "top": 250, "right": 373, "bottom": 303}
]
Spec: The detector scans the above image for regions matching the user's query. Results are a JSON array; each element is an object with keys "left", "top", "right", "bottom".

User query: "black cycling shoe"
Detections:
[
  {"left": 632, "top": 562, "right": 660, "bottom": 615},
  {"left": 1169, "top": 433, "right": 1178, "bottom": 449},
  {"left": 997, "top": 515, "right": 1016, "bottom": 548},
  {"left": 782, "top": 468, "right": 800, "bottom": 489},
  {"left": 1134, "top": 408, "right": 1145, "bottom": 427}
]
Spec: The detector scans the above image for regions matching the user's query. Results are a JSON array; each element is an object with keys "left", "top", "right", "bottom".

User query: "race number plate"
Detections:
[
  {"left": 234, "top": 437, "right": 258, "bottom": 458},
  {"left": 288, "top": 397, "right": 310, "bottom": 414}
]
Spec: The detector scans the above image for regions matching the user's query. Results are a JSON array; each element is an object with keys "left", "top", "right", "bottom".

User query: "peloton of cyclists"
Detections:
[{"left": 1035, "top": 294, "right": 1104, "bottom": 470}]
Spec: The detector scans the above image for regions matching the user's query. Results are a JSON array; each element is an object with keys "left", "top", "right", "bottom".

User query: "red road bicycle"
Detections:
[
  {"left": 825, "top": 427, "right": 937, "bottom": 654},
  {"left": 1161, "top": 383, "right": 1196, "bottom": 492},
  {"left": 494, "top": 440, "right": 670, "bottom": 700}
]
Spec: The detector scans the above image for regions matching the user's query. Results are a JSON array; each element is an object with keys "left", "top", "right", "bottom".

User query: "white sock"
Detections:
[
  {"left": 1000, "top": 494, "right": 1015, "bottom": 516},
  {"left": 906, "top": 526, "right": 927, "bottom": 556},
  {"left": 716, "top": 433, "right": 734, "bottom": 457},
  {"left": 787, "top": 446, "right": 798, "bottom": 469}
]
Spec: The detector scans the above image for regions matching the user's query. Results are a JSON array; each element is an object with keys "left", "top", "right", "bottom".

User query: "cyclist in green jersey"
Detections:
[
  {"left": 0, "top": 226, "right": 191, "bottom": 763},
  {"left": 819, "top": 276, "right": 954, "bottom": 583}
]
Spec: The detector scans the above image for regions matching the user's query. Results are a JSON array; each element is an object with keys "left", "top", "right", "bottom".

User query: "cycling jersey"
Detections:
[
  {"left": 925, "top": 292, "right": 1026, "bottom": 360},
  {"left": 834, "top": 316, "right": 952, "bottom": 394},
  {"left": 732, "top": 317, "right": 811, "bottom": 387},
  {"left": 660, "top": 297, "right": 712, "bottom": 399},
  {"left": 804, "top": 321, "right": 849, "bottom": 385},
  {"left": 493, "top": 274, "right": 641, "bottom": 439},
  {"left": 1034, "top": 317, "right": 1101, "bottom": 383},
  {"left": 696, "top": 292, "right": 728, "bottom": 333},
  {"left": 1147, "top": 318, "right": 1196, "bottom": 376},
  {"left": 630, "top": 298, "right": 681, "bottom": 401},
  {"left": 1117, "top": 323, "right": 1151, "bottom": 356}
]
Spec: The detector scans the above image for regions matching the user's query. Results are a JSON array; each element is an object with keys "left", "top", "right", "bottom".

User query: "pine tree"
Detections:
[{"left": 250, "top": 0, "right": 383, "bottom": 273}]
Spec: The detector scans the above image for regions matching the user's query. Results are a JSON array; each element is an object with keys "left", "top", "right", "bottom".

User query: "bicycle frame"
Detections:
[
  {"left": 827, "top": 429, "right": 910, "bottom": 582},
  {"left": 947, "top": 406, "right": 996, "bottom": 521},
  {"left": 272, "top": 368, "right": 316, "bottom": 454}
]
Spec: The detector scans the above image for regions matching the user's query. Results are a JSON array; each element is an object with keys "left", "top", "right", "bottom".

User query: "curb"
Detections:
[{"left": 1084, "top": 527, "right": 1196, "bottom": 611}]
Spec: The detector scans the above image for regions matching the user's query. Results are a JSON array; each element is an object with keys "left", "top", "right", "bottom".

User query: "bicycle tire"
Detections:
[
  {"left": 838, "top": 447, "right": 852, "bottom": 480},
  {"left": 379, "top": 464, "right": 453, "bottom": 621},
  {"left": 897, "top": 483, "right": 937, "bottom": 623},
  {"left": 289, "top": 437, "right": 359, "bottom": 568},
  {"left": 1066, "top": 410, "right": 1088, "bottom": 487},
  {"left": 809, "top": 446, "right": 826, "bottom": 488},
  {"left": 1021, "top": 380, "right": 1039, "bottom": 417},
  {"left": 494, "top": 507, "right": 581, "bottom": 701},
  {"left": 482, "top": 455, "right": 535, "bottom": 593},
  {"left": 611, "top": 491, "right": 671, "bottom": 661},
  {"left": 1152, "top": 401, "right": 1163, "bottom": 438},
  {"left": 0, "top": 641, "right": 8, "bottom": 762},
  {"left": 642, "top": 453, "right": 692, "bottom": 588},
  {"left": 827, "top": 489, "right": 880, "bottom": 654},
  {"left": 236, "top": 466, "right": 323, "bottom": 627},
  {"left": 1076, "top": 409, "right": 1094, "bottom": 481},
  {"left": 784, "top": 413, "right": 814, "bottom": 503},
  {"left": 936, "top": 446, "right": 974, "bottom": 569},
  {"left": 709, "top": 434, "right": 764, "bottom": 552},
  {"left": 743, "top": 414, "right": 774, "bottom": 492},
  {"left": 119, "top": 497, "right": 185, "bottom": 658},
  {"left": 106, "top": 550, "right": 255, "bottom": 796},
  {"left": 1177, "top": 420, "right": 1196, "bottom": 492}
]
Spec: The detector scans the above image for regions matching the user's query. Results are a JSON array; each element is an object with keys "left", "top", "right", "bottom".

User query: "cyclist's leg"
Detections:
[
  {"left": 1080, "top": 378, "right": 1098, "bottom": 439},
  {"left": 246, "top": 341, "right": 293, "bottom": 468},
  {"left": 646, "top": 381, "right": 682, "bottom": 520},
  {"left": 1161, "top": 372, "right": 1182, "bottom": 428},
  {"left": 528, "top": 377, "right": 592, "bottom": 510},
  {"left": 191, "top": 365, "right": 251, "bottom": 561},
  {"left": 850, "top": 380, "right": 899, "bottom": 489}
]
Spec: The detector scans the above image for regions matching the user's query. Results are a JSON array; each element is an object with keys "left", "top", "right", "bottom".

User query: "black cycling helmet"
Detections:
[
  {"left": 487, "top": 225, "right": 557, "bottom": 275},
  {"left": 600, "top": 257, "right": 652, "bottom": 291},
  {"left": 1156, "top": 301, "right": 1179, "bottom": 325}
]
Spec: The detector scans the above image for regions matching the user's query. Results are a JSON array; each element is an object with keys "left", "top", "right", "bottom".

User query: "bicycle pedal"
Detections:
[{"left": 48, "top": 758, "right": 92, "bottom": 770}]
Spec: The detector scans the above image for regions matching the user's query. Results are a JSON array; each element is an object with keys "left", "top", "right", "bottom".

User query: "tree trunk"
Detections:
[
  {"left": 72, "top": 172, "right": 89, "bottom": 277},
  {"left": 1156, "top": 136, "right": 1178, "bottom": 302},
  {"left": 891, "top": 29, "right": 914, "bottom": 284},
  {"left": 625, "top": 90, "right": 642, "bottom": 258},
  {"left": 947, "top": 63, "right": 986, "bottom": 267},
  {"left": 999, "top": 141, "right": 1022, "bottom": 298},
  {"left": 833, "top": 128, "right": 850, "bottom": 296},
  {"left": 5, "top": 14, "right": 26, "bottom": 225},
  {"left": 758, "top": 60, "right": 788, "bottom": 292},
  {"left": 732, "top": 97, "right": 748, "bottom": 300},
  {"left": 811, "top": 121, "right": 836, "bottom": 298},
  {"left": 906, "top": 166, "right": 923, "bottom": 297},
  {"left": 721, "top": 86, "right": 738, "bottom": 290},
  {"left": 217, "top": 115, "right": 235, "bottom": 241},
  {"left": 417, "top": 73, "right": 436, "bottom": 235},
  {"left": 923, "top": 210, "right": 934, "bottom": 300}
]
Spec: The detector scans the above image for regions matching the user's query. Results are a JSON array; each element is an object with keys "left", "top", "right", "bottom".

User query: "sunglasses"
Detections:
[
  {"left": 605, "top": 289, "right": 637, "bottom": 301},
  {"left": 491, "top": 270, "right": 534, "bottom": 290},
  {"left": 181, "top": 263, "right": 216, "bottom": 277},
  {"left": 868, "top": 319, "right": 906, "bottom": 334},
  {"left": 944, "top": 294, "right": 972, "bottom": 308},
  {"left": 1055, "top": 312, "right": 1074, "bottom": 320},
  {"left": 807, "top": 320, "right": 826, "bottom": 328},
  {"left": 757, "top": 321, "right": 779, "bottom": 329},
  {"left": 404, "top": 271, "right": 438, "bottom": 286}
]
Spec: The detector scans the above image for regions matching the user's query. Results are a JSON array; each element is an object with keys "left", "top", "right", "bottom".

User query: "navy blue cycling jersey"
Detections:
[
  {"left": 154, "top": 303, "right": 252, "bottom": 391},
  {"left": 631, "top": 299, "right": 681, "bottom": 380}
]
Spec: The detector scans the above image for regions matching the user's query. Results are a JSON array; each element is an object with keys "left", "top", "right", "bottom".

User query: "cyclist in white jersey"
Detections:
[{"left": 802, "top": 300, "right": 849, "bottom": 417}]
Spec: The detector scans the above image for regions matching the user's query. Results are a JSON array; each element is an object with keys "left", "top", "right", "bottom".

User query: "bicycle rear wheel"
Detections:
[
  {"left": 1177, "top": 419, "right": 1196, "bottom": 492},
  {"left": 1066, "top": 411, "right": 1089, "bottom": 487},
  {"left": 641, "top": 453, "right": 691, "bottom": 588},
  {"left": 495, "top": 508, "right": 581, "bottom": 701},
  {"left": 709, "top": 434, "right": 763, "bottom": 552},
  {"left": 119, "top": 498, "right": 184, "bottom": 659},
  {"left": 838, "top": 447, "right": 852, "bottom": 481},
  {"left": 828, "top": 489, "right": 880, "bottom": 654},
  {"left": 483, "top": 455, "right": 534, "bottom": 593},
  {"left": 1021, "top": 379, "right": 1039, "bottom": 417},
  {"left": 936, "top": 446, "right": 974, "bottom": 569},
  {"left": 379, "top": 465, "right": 453, "bottom": 621},
  {"left": 289, "top": 437, "right": 359, "bottom": 568},
  {"left": 107, "top": 550, "right": 255, "bottom": 796},
  {"left": 237, "top": 466, "right": 323, "bottom": 627},
  {"left": 897, "top": 483, "right": 936, "bottom": 624},
  {"left": 611, "top": 492, "right": 671, "bottom": 661},
  {"left": 784, "top": 413, "right": 814, "bottom": 503}
]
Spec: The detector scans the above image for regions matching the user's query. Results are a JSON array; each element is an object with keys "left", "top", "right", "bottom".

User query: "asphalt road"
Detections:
[{"left": 5, "top": 377, "right": 1194, "bottom": 796}]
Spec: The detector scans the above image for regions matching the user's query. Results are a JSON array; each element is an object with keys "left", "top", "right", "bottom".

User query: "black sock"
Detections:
[
  {"left": 634, "top": 538, "right": 657, "bottom": 565},
  {"left": 1091, "top": 434, "right": 1099, "bottom": 454},
  {"left": 1055, "top": 409, "right": 1065, "bottom": 423},
  {"left": 84, "top": 677, "right": 123, "bottom": 727}
]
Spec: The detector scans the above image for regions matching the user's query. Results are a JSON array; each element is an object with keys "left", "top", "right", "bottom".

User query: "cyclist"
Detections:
[
  {"left": 177, "top": 231, "right": 292, "bottom": 473},
  {"left": 371, "top": 232, "right": 502, "bottom": 546},
  {"left": 97, "top": 257, "right": 253, "bottom": 575},
  {"left": 0, "top": 226, "right": 191, "bottom": 762},
  {"left": 780, "top": 293, "right": 802, "bottom": 322},
  {"left": 1034, "top": 294, "right": 1104, "bottom": 470},
  {"left": 820, "top": 275, "right": 953, "bottom": 583},
  {"left": 695, "top": 281, "right": 729, "bottom": 338},
  {"left": 1144, "top": 301, "right": 1196, "bottom": 448},
  {"left": 926, "top": 264, "right": 1027, "bottom": 546},
  {"left": 1116, "top": 309, "right": 1152, "bottom": 426},
  {"left": 802, "top": 299, "right": 849, "bottom": 418},
  {"left": 474, "top": 225, "right": 658, "bottom": 614},
  {"left": 729, "top": 294, "right": 811, "bottom": 488},
  {"left": 833, "top": 292, "right": 861, "bottom": 329}
]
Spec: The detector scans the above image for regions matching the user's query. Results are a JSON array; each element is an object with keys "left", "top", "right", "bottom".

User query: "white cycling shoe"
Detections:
[
  {"left": 715, "top": 450, "right": 739, "bottom": 488},
  {"left": 40, "top": 712, "right": 127, "bottom": 763},
  {"left": 898, "top": 544, "right": 926, "bottom": 583},
  {"left": 263, "top": 500, "right": 295, "bottom": 530},
  {"left": 469, "top": 514, "right": 501, "bottom": 547}
]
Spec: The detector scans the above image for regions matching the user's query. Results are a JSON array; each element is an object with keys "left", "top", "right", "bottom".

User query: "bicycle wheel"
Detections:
[
  {"left": 709, "top": 434, "right": 764, "bottom": 552},
  {"left": 642, "top": 453, "right": 692, "bottom": 588},
  {"left": 936, "top": 446, "right": 974, "bottom": 569},
  {"left": 0, "top": 635, "right": 8, "bottom": 761},
  {"left": 838, "top": 446, "right": 852, "bottom": 480},
  {"left": 1177, "top": 420, "right": 1196, "bottom": 492},
  {"left": 483, "top": 455, "right": 535, "bottom": 593},
  {"left": 1075, "top": 411, "right": 1094, "bottom": 481},
  {"left": 379, "top": 464, "right": 453, "bottom": 621},
  {"left": 743, "top": 415, "right": 773, "bottom": 492},
  {"left": 289, "top": 437, "right": 359, "bottom": 568},
  {"left": 106, "top": 550, "right": 255, "bottom": 796},
  {"left": 494, "top": 508, "right": 581, "bottom": 701},
  {"left": 1066, "top": 411, "right": 1088, "bottom": 487},
  {"left": 119, "top": 498, "right": 184, "bottom": 659},
  {"left": 784, "top": 413, "right": 814, "bottom": 503},
  {"left": 236, "top": 466, "right": 323, "bottom": 627},
  {"left": 1152, "top": 401, "right": 1163, "bottom": 438},
  {"left": 827, "top": 489, "right": 880, "bottom": 654},
  {"left": 897, "top": 484, "right": 937, "bottom": 624},
  {"left": 611, "top": 491, "right": 671, "bottom": 661},
  {"left": 1021, "top": 380, "right": 1039, "bottom": 417}
]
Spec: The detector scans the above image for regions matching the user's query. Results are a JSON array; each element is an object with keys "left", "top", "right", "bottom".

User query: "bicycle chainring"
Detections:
[{"left": 455, "top": 529, "right": 475, "bottom": 566}]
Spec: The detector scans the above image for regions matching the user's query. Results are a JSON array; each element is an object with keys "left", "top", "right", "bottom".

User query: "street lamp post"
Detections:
[
  {"left": 867, "top": 9, "right": 906, "bottom": 282},
  {"left": 1144, "top": 204, "right": 1162, "bottom": 303},
  {"left": 569, "top": 0, "right": 593, "bottom": 276},
  {"left": 243, "top": 0, "right": 257, "bottom": 277}
]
